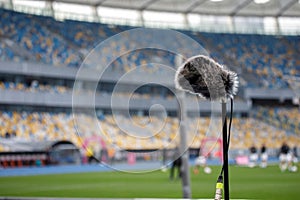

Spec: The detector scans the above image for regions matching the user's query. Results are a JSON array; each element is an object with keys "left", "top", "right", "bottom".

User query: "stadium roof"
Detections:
[
  {"left": 50, "top": 0, "right": 300, "bottom": 17},
  {"left": 3, "top": 0, "right": 300, "bottom": 34}
]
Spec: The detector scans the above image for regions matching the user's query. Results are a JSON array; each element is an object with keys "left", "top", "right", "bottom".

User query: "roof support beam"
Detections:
[
  {"left": 230, "top": 0, "right": 252, "bottom": 16},
  {"left": 184, "top": 0, "right": 207, "bottom": 14},
  {"left": 275, "top": 17, "right": 281, "bottom": 35},
  {"left": 140, "top": 0, "right": 159, "bottom": 11},
  {"left": 276, "top": 0, "right": 298, "bottom": 17},
  {"left": 94, "top": 0, "right": 107, "bottom": 7},
  {"left": 46, "top": 0, "right": 54, "bottom": 17},
  {"left": 139, "top": 0, "right": 159, "bottom": 27}
]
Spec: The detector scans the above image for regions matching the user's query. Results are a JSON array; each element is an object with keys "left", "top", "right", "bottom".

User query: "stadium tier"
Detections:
[
  {"left": 0, "top": 8, "right": 299, "bottom": 88},
  {"left": 1, "top": 111, "right": 299, "bottom": 151},
  {"left": 255, "top": 106, "right": 300, "bottom": 135}
]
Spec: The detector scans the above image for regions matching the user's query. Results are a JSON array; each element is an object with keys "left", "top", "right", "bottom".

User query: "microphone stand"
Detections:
[
  {"left": 177, "top": 90, "right": 192, "bottom": 199},
  {"left": 221, "top": 101, "right": 229, "bottom": 200}
]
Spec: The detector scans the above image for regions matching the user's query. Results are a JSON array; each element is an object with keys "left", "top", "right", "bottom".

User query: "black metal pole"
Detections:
[{"left": 222, "top": 102, "right": 229, "bottom": 200}]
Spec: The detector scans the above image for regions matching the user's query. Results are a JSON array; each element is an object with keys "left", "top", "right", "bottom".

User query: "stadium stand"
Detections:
[
  {"left": 254, "top": 106, "right": 300, "bottom": 135},
  {"left": 0, "top": 8, "right": 82, "bottom": 67},
  {"left": 0, "top": 8, "right": 299, "bottom": 88},
  {"left": 0, "top": 7, "right": 299, "bottom": 167},
  {"left": 195, "top": 32, "right": 299, "bottom": 89},
  {"left": 1, "top": 111, "right": 299, "bottom": 151}
]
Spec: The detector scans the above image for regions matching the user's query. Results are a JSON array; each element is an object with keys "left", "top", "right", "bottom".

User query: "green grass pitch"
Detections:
[{"left": 0, "top": 165, "right": 299, "bottom": 199}]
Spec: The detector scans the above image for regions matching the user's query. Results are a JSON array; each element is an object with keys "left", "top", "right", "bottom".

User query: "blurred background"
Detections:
[{"left": 0, "top": 0, "right": 299, "bottom": 173}]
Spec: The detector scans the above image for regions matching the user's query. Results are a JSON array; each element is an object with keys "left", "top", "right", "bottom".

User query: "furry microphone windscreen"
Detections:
[{"left": 175, "top": 55, "right": 239, "bottom": 102}]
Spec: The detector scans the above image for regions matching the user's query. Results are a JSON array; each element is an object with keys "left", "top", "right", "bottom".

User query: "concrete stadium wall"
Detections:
[
  {"left": 0, "top": 89, "right": 249, "bottom": 113},
  {"left": 0, "top": 61, "right": 173, "bottom": 86},
  {"left": 245, "top": 88, "right": 295, "bottom": 101}
]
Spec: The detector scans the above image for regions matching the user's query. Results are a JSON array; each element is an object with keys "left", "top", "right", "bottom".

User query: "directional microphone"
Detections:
[
  {"left": 174, "top": 55, "right": 239, "bottom": 101},
  {"left": 174, "top": 55, "right": 239, "bottom": 200}
]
